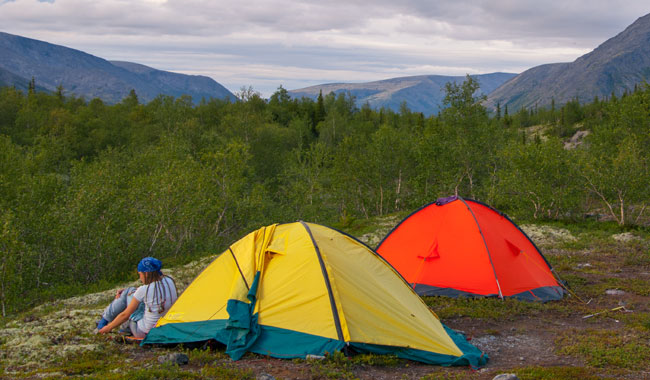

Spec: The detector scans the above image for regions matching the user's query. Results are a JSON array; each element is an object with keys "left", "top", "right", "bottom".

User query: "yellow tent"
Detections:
[{"left": 143, "top": 222, "right": 486, "bottom": 367}]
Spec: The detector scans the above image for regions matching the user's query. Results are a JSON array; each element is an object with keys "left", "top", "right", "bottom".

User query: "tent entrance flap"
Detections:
[{"left": 224, "top": 271, "right": 261, "bottom": 360}]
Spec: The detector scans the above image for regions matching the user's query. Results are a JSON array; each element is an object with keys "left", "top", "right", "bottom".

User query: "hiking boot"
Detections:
[{"left": 96, "top": 317, "right": 109, "bottom": 330}]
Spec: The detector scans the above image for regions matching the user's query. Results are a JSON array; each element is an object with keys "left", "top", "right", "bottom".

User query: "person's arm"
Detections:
[{"left": 98, "top": 297, "right": 141, "bottom": 334}]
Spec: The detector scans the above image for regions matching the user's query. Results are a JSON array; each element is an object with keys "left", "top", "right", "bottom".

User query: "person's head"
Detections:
[{"left": 137, "top": 257, "right": 163, "bottom": 285}]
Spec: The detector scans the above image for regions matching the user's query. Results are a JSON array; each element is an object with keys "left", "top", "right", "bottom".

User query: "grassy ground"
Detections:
[{"left": 1, "top": 217, "right": 648, "bottom": 380}]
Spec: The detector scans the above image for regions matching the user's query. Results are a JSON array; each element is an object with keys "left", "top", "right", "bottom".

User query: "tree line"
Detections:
[{"left": 0, "top": 77, "right": 648, "bottom": 315}]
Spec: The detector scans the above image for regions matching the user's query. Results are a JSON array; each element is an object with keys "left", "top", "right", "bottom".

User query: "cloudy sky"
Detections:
[{"left": 1, "top": 0, "right": 649, "bottom": 97}]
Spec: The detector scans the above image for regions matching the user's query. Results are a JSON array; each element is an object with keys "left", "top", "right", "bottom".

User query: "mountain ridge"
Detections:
[
  {"left": 289, "top": 72, "right": 517, "bottom": 115},
  {"left": 486, "top": 13, "right": 650, "bottom": 110},
  {"left": 4, "top": 12, "right": 650, "bottom": 112},
  {"left": 0, "top": 31, "right": 235, "bottom": 104}
]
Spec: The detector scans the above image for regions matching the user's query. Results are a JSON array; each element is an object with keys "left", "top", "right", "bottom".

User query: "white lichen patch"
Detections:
[
  {"left": 35, "top": 372, "right": 65, "bottom": 379},
  {"left": 0, "top": 254, "right": 222, "bottom": 371},
  {"left": 35, "top": 372, "right": 66, "bottom": 378},
  {"left": 164, "top": 255, "right": 218, "bottom": 292},
  {"left": 2, "top": 299, "right": 108, "bottom": 368},
  {"left": 33, "top": 283, "right": 136, "bottom": 312},
  {"left": 358, "top": 215, "right": 400, "bottom": 247},
  {"left": 61, "top": 343, "right": 100, "bottom": 354},
  {"left": 612, "top": 232, "right": 641, "bottom": 242},
  {"left": 20, "top": 334, "right": 51, "bottom": 348},
  {"left": 8, "top": 335, "right": 53, "bottom": 364},
  {"left": 520, "top": 224, "right": 577, "bottom": 246}
]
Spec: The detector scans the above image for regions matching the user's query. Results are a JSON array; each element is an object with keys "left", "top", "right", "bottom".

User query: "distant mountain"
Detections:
[
  {"left": 0, "top": 66, "right": 49, "bottom": 93},
  {"left": 0, "top": 31, "right": 235, "bottom": 104},
  {"left": 0, "top": 66, "right": 30, "bottom": 91},
  {"left": 289, "top": 73, "right": 517, "bottom": 116},
  {"left": 486, "top": 13, "right": 650, "bottom": 110}
]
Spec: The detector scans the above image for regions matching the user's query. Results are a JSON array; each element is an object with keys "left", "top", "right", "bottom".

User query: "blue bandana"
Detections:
[{"left": 137, "top": 257, "right": 162, "bottom": 273}]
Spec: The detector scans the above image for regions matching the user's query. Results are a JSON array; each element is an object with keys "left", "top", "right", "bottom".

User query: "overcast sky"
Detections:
[{"left": 1, "top": 0, "right": 649, "bottom": 97}]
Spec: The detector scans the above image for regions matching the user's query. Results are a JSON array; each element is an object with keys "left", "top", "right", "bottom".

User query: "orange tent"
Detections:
[{"left": 376, "top": 196, "right": 564, "bottom": 301}]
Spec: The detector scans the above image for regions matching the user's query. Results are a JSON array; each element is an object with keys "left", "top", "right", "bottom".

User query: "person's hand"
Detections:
[
  {"left": 115, "top": 289, "right": 124, "bottom": 299},
  {"left": 98, "top": 325, "right": 112, "bottom": 334}
]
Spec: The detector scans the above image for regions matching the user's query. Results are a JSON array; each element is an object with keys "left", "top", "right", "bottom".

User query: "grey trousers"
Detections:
[{"left": 101, "top": 286, "right": 147, "bottom": 338}]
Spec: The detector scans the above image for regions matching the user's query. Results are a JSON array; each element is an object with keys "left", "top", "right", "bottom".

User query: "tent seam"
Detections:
[{"left": 458, "top": 197, "right": 504, "bottom": 299}]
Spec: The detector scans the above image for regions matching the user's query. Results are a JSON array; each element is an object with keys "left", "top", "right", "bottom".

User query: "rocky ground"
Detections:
[{"left": 1, "top": 221, "right": 649, "bottom": 380}]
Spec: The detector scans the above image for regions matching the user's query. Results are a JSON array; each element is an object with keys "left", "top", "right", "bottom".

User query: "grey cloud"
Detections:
[
  {"left": 1, "top": 0, "right": 649, "bottom": 98},
  {"left": 333, "top": 0, "right": 649, "bottom": 45},
  {"left": 5, "top": 1, "right": 647, "bottom": 45}
]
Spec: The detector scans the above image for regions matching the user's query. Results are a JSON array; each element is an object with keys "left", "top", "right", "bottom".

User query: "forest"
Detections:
[{"left": 0, "top": 76, "right": 648, "bottom": 316}]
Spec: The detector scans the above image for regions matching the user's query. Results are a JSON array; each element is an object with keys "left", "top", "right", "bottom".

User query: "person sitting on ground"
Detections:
[{"left": 97, "top": 257, "right": 177, "bottom": 338}]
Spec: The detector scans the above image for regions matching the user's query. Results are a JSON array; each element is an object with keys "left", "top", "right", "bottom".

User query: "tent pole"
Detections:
[{"left": 300, "top": 221, "right": 346, "bottom": 342}]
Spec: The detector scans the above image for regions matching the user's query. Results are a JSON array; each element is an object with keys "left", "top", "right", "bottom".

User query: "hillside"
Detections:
[
  {"left": 486, "top": 13, "right": 650, "bottom": 110},
  {"left": 1, "top": 220, "right": 648, "bottom": 379},
  {"left": 289, "top": 73, "right": 517, "bottom": 115},
  {"left": 0, "top": 31, "right": 235, "bottom": 104},
  {"left": 0, "top": 66, "right": 30, "bottom": 90},
  {"left": 1, "top": 43, "right": 649, "bottom": 378}
]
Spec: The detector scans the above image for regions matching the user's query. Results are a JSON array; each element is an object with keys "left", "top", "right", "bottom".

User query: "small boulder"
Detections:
[
  {"left": 257, "top": 373, "right": 276, "bottom": 380},
  {"left": 158, "top": 353, "right": 189, "bottom": 366}
]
